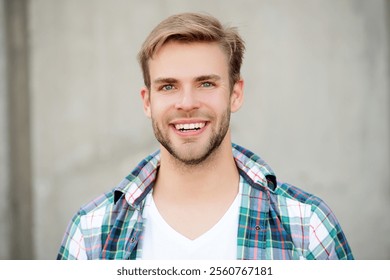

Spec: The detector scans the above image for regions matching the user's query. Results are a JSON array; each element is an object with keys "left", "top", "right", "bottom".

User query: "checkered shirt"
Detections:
[{"left": 57, "top": 144, "right": 353, "bottom": 260}]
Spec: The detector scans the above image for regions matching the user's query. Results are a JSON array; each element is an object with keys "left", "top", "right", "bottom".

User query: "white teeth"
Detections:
[{"left": 175, "top": 122, "right": 205, "bottom": 131}]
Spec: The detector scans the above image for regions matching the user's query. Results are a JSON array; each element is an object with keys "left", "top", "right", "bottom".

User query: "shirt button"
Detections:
[
  {"left": 130, "top": 237, "right": 136, "bottom": 243},
  {"left": 255, "top": 225, "right": 261, "bottom": 231}
]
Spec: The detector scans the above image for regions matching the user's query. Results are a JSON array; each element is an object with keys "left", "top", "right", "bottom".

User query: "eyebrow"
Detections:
[
  {"left": 153, "top": 74, "right": 221, "bottom": 85},
  {"left": 153, "top": 77, "right": 178, "bottom": 85},
  {"left": 194, "top": 74, "right": 221, "bottom": 82}
]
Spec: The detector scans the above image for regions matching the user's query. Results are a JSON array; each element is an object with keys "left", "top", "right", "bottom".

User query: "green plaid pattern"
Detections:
[{"left": 57, "top": 144, "right": 353, "bottom": 260}]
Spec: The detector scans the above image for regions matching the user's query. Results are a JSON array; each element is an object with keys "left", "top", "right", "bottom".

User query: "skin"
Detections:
[{"left": 141, "top": 41, "right": 244, "bottom": 239}]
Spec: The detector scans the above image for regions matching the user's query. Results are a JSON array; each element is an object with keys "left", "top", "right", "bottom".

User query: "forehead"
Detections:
[{"left": 148, "top": 41, "right": 229, "bottom": 81}]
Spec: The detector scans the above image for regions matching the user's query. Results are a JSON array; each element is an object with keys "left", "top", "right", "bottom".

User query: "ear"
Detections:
[
  {"left": 140, "top": 87, "right": 151, "bottom": 118},
  {"left": 230, "top": 79, "right": 244, "bottom": 113}
]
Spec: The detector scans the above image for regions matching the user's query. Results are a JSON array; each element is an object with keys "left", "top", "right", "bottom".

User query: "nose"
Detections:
[{"left": 174, "top": 87, "right": 200, "bottom": 111}]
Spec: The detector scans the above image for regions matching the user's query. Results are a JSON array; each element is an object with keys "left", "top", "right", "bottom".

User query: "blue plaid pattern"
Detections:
[{"left": 57, "top": 144, "right": 353, "bottom": 260}]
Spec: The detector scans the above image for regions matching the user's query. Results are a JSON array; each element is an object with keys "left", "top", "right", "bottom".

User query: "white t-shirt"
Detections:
[{"left": 140, "top": 182, "right": 242, "bottom": 260}]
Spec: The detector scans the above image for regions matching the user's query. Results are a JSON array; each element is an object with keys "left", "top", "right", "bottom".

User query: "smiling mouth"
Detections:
[{"left": 174, "top": 122, "right": 206, "bottom": 132}]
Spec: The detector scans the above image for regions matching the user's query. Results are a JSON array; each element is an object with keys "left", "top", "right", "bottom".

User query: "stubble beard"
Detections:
[{"left": 152, "top": 109, "right": 231, "bottom": 167}]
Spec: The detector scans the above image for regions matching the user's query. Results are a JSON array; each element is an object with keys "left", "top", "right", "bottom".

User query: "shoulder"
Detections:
[
  {"left": 58, "top": 188, "right": 134, "bottom": 259},
  {"left": 78, "top": 190, "right": 115, "bottom": 216},
  {"left": 274, "top": 181, "right": 333, "bottom": 217},
  {"left": 65, "top": 189, "right": 122, "bottom": 239},
  {"left": 272, "top": 181, "right": 341, "bottom": 231}
]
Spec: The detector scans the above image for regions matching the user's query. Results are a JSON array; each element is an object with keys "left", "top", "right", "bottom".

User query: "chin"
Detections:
[{"left": 171, "top": 144, "right": 216, "bottom": 166}]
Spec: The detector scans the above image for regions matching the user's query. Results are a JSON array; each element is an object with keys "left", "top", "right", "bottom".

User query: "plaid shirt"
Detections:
[{"left": 57, "top": 144, "right": 353, "bottom": 260}]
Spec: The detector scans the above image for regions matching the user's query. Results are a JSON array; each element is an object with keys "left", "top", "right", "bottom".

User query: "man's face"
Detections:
[{"left": 141, "top": 41, "right": 243, "bottom": 165}]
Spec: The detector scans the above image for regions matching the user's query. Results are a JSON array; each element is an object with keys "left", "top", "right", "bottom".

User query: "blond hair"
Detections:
[{"left": 138, "top": 13, "right": 245, "bottom": 90}]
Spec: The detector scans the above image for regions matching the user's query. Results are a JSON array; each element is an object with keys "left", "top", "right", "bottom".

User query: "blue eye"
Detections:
[
  {"left": 162, "top": 84, "right": 174, "bottom": 91},
  {"left": 201, "top": 82, "right": 213, "bottom": 88}
]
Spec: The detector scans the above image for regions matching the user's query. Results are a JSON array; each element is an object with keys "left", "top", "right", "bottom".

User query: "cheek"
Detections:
[
  {"left": 207, "top": 96, "right": 231, "bottom": 114},
  {"left": 149, "top": 100, "right": 170, "bottom": 122},
  {"left": 150, "top": 93, "right": 179, "bottom": 112},
  {"left": 149, "top": 106, "right": 161, "bottom": 120}
]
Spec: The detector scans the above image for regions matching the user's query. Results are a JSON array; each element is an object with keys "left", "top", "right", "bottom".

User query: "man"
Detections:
[{"left": 57, "top": 12, "right": 353, "bottom": 260}]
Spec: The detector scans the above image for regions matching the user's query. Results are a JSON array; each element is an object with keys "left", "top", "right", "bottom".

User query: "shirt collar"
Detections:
[
  {"left": 113, "top": 150, "right": 160, "bottom": 208},
  {"left": 232, "top": 143, "right": 277, "bottom": 191},
  {"left": 114, "top": 144, "right": 277, "bottom": 207}
]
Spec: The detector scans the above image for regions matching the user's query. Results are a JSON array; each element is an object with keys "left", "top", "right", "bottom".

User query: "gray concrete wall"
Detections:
[
  {"left": 0, "top": 0, "right": 10, "bottom": 260},
  {"left": 1, "top": 0, "right": 388, "bottom": 259},
  {"left": 5, "top": 0, "right": 34, "bottom": 260}
]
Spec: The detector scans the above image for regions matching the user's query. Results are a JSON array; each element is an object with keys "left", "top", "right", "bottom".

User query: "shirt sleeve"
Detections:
[
  {"left": 57, "top": 212, "right": 88, "bottom": 260},
  {"left": 306, "top": 199, "right": 354, "bottom": 260}
]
